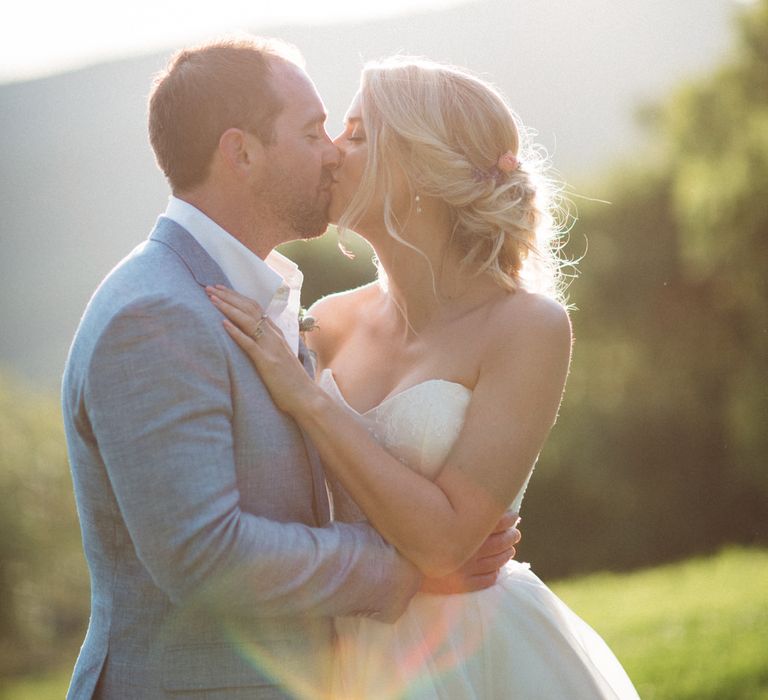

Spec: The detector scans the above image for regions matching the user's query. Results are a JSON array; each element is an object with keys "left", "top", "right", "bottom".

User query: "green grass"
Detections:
[
  {"left": 0, "top": 671, "right": 72, "bottom": 700},
  {"left": 3, "top": 547, "right": 766, "bottom": 699},
  {"left": 551, "top": 547, "right": 768, "bottom": 699}
]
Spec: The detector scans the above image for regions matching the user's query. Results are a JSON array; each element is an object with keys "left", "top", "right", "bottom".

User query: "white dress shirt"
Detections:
[{"left": 164, "top": 196, "right": 303, "bottom": 355}]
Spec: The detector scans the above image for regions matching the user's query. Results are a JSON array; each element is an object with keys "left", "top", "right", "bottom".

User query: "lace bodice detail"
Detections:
[{"left": 318, "top": 368, "right": 532, "bottom": 522}]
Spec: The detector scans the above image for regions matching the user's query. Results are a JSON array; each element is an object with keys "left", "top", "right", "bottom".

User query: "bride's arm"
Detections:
[{"left": 208, "top": 286, "right": 568, "bottom": 578}]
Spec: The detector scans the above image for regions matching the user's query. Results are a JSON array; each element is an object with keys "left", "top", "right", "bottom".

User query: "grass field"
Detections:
[
  {"left": 552, "top": 547, "right": 768, "bottom": 699},
  {"left": 3, "top": 547, "right": 766, "bottom": 699}
]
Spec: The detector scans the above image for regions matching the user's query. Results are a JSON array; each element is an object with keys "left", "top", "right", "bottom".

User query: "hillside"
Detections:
[{"left": 0, "top": 0, "right": 735, "bottom": 389}]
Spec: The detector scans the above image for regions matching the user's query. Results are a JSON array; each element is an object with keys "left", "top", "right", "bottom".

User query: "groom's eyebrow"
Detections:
[{"left": 301, "top": 112, "right": 328, "bottom": 130}]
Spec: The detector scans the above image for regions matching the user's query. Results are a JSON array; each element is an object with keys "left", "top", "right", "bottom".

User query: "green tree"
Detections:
[{"left": 518, "top": 0, "right": 768, "bottom": 576}]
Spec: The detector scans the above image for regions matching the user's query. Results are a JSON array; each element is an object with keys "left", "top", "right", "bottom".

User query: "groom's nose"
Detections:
[{"left": 322, "top": 135, "right": 342, "bottom": 170}]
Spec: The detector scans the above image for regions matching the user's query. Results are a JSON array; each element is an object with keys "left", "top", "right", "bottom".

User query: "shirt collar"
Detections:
[{"left": 163, "top": 196, "right": 302, "bottom": 309}]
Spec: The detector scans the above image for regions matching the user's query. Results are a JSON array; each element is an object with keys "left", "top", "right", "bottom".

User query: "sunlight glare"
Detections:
[{"left": 2, "top": 0, "right": 463, "bottom": 83}]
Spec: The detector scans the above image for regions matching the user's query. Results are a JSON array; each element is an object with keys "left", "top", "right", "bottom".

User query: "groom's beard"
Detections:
[
  {"left": 254, "top": 167, "right": 334, "bottom": 241},
  {"left": 293, "top": 168, "right": 335, "bottom": 240}
]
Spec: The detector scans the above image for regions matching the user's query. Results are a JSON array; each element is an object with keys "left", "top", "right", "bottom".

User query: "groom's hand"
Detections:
[{"left": 418, "top": 511, "right": 521, "bottom": 594}]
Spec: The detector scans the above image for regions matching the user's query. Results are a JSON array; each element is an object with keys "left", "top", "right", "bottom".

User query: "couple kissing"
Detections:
[{"left": 62, "top": 35, "right": 638, "bottom": 699}]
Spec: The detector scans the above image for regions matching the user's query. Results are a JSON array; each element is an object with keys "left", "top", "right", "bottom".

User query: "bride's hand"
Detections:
[
  {"left": 206, "top": 285, "right": 317, "bottom": 415},
  {"left": 419, "top": 511, "right": 521, "bottom": 594}
]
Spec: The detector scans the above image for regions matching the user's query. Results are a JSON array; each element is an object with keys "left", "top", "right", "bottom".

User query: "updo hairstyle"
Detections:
[{"left": 338, "top": 56, "right": 569, "bottom": 302}]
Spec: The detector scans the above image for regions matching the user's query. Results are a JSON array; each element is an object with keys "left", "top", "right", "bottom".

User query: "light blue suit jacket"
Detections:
[{"left": 61, "top": 217, "right": 420, "bottom": 699}]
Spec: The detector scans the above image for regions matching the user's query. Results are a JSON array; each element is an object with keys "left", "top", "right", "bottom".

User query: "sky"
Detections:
[{"left": 2, "top": 0, "right": 466, "bottom": 83}]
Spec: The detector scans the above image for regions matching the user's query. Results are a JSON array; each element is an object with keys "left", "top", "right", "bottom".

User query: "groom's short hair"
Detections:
[{"left": 148, "top": 36, "right": 304, "bottom": 192}]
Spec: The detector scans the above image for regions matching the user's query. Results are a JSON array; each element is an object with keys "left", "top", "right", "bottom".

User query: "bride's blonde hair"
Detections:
[{"left": 337, "top": 56, "right": 571, "bottom": 302}]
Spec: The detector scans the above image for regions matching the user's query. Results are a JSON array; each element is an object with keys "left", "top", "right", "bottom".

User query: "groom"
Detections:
[{"left": 62, "top": 37, "right": 518, "bottom": 699}]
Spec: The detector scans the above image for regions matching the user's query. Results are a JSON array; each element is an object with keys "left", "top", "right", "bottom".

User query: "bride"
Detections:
[{"left": 208, "top": 56, "right": 639, "bottom": 699}]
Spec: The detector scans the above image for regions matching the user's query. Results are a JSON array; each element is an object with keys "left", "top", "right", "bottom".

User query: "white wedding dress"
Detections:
[{"left": 319, "top": 368, "right": 639, "bottom": 700}]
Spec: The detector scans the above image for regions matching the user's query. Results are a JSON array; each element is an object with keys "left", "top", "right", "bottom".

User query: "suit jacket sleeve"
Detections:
[{"left": 84, "top": 294, "right": 420, "bottom": 621}]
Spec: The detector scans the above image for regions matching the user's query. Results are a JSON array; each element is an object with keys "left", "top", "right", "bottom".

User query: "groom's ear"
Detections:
[{"left": 218, "top": 128, "right": 265, "bottom": 177}]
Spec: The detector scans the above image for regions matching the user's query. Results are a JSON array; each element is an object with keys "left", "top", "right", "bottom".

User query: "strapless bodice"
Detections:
[
  {"left": 320, "top": 369, "right": 640, "bottom": 700},
  {"left": 317, "top": 368, "right": 531, "bottom": 518}
]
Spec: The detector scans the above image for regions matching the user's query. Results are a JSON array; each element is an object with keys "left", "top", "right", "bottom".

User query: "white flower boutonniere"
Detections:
[{"left": 298, "top": 308, "right": 319, "bottom": 334}]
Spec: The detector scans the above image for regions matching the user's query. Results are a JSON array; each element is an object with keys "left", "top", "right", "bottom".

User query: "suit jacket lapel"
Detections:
[
  {"left": 150, "top": 216, "right": 233, "bottom": 290},
  {"left": 150, "top": 216, "right": 332, "bottom": 525},
  {"left": 298, "top": 339, "right": 332, "bottom": 525}
]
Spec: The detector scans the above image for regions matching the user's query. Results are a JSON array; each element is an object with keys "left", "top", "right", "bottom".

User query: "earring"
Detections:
[{"left": 415, "top": 194, "right": 422, "bottom": 215}]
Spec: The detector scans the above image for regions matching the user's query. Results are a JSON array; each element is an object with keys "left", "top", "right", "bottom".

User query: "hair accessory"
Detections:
[
  {"left": 471, "top": 151, "right": 521, "bottom": 184},
  {"left": 497, "top": 151, "right": 520, "bottom": 173}
]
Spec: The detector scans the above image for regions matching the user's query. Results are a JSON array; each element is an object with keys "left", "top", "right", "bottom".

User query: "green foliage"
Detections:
[
  {"left": 662, "top": 1, "right": 768, "bottom": 495},
  {"left": 515, "top": 0, "right": 768, "bottom": 577},
  {"left": 0, "top": 671, "right": 71, "bottom": 700},
  {"left": 278, "top": 227, "right": 378, "bottom": 305},
  {"left": 0, "top": 371, "right": 88, "bottom": 683}
]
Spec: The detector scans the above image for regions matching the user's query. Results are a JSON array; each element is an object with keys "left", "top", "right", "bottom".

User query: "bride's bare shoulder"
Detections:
[
  {"left": 305, "top": 281, "right": 381, "bottom": 364},
  {"left": 488, "top": 290, "right": 572, "bottom": 356}
]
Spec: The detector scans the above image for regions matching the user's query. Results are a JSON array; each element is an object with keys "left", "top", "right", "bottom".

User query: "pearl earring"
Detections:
[{"left": 415, "top": 194, "right": 422, "bottom": 214}]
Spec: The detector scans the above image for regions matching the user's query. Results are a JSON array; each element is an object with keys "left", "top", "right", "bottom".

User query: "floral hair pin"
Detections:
[
  {"left": 471, "top": 150, "right": 522, "bottom": 184},
  {"left": 497, "top": 151, "right": 520, "bottom": 173}
]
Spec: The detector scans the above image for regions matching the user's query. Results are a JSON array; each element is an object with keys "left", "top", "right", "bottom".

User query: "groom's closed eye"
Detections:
[{"left": 302, "top": 114, "right": 329, "bottom": 141}]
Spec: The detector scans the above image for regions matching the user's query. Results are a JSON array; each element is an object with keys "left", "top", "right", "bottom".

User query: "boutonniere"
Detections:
[{"left": 298, "top": 307, "right": 319, "bottom": 333}]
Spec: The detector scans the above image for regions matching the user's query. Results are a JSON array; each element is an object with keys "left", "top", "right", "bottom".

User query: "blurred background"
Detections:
[{"left": 1, "top": 0, "right": 766, "bottom": 697}]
